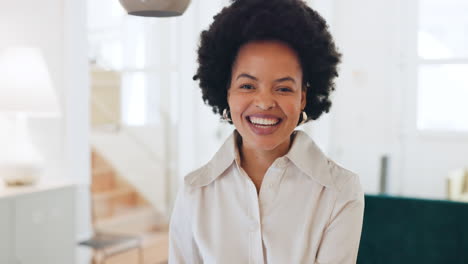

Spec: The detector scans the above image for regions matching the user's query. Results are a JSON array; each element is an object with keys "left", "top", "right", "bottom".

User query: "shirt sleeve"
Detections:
[
  {"left": 315, "top": 173, "right": 365, "bottom": 264},
  {"left": 168, "top": 185, "right": 202, "bottom": 264}
]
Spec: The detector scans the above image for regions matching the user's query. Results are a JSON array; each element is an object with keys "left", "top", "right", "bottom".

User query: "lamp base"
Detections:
[{"left": 0, "top": 163, "right": 42, "bottom": 186}]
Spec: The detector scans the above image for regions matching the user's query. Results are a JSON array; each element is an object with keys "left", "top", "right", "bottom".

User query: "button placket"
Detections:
[
  {"left": 249, "top": 174, "right": 264, "bottom": 264},
  {"left": 259, "top": 164, "right": 283, "bottom": 209},
  {"left": 260, "top": 160, "right": 289, "bottom": 220},
  {"left": 237, "top": 164, "right": 264, "bottom": 263}
]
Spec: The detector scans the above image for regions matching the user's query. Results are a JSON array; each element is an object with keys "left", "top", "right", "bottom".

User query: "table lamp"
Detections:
[{"left": 0, "top": 47, "right": 60, "bottom": 186}]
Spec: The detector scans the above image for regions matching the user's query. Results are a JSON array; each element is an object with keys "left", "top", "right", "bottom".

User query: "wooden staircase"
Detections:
[{"left": 91, "top": 149, "right": 169, "bottom": 264}]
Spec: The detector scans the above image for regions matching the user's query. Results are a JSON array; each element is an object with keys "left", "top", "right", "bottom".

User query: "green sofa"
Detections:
[{"left": 357, "top": 194, "right": 468, "bottom": 264}]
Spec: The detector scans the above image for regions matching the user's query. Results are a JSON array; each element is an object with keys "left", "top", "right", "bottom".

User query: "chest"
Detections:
[{"left": 190, "top": 168, "right": 335, "bottom": 263}]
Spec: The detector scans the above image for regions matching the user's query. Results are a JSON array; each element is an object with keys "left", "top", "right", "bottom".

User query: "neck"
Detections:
[
  {"left": 237, "top": 132, "right": 295, "bottom": 192},
  {"left": 240, "top": 139, "right": 291, "bottom": 169}
]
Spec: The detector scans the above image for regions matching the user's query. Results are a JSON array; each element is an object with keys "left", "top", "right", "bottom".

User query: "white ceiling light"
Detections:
[{"left": 119, "top": 0, "right": 191, "bottom": 17}]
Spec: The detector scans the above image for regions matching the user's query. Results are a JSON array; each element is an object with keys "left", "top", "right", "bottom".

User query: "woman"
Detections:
[{"left": 169, "top": 0, "right": 364, "bottom": 263}]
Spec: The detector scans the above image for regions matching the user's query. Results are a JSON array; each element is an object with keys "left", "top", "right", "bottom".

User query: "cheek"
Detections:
[
  {"left": 286, "top": 107, "right": 301, "bottom": 121},
  {"left": 228, "top": 94, "right": 249, "bottom": 116},
  {"left": 282, "top": 99, "right": 303, "bottom": 119}
]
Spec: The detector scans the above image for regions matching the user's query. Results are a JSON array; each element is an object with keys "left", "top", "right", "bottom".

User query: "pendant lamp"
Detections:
[{"left": 119, "top": 0, "right": 191, "bottom": 17}]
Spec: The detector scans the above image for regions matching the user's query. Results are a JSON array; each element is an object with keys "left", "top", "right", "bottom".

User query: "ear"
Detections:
[{"left": 300, "top": 87, "right": 307, "bottom": 110}]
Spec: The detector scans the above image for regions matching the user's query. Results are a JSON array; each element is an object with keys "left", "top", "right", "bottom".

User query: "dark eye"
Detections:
[
  {"left": 240, "top": 84, "right": 254, "bottom": 90},
  {"left": 277, "top": 87, "right": 292, "bottom": 92}
]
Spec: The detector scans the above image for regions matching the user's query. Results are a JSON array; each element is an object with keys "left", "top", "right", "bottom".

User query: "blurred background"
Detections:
[{"left": 0, "top": 0, "right": 467, "bottom": 263}]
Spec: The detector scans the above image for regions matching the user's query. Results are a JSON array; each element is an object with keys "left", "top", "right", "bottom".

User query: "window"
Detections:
[
  {"left": 417, "top": 0, "right": 468, "bottom": 132},
  {"left": 88, "top": 0, "right": 182, "bottom": 126}
]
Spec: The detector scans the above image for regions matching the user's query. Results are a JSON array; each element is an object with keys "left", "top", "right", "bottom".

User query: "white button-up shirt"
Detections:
[{"left": 169, "top": 130, "right": 364, "bottom": 264}]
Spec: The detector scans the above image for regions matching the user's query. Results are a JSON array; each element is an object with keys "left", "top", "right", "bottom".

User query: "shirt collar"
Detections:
[
  {"left": 185, "top": 130, "right": 334, "bottom": 188},
  {"left": 285, "top": 130, "right": 334, "bottom": 188},
  {"left": 185, "top": 130, "right": 238, "bottom": 188}
]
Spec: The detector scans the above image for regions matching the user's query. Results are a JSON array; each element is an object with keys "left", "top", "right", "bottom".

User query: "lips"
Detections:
[{"left": 246, "top": 114, "right": 282, "bottom": 135}]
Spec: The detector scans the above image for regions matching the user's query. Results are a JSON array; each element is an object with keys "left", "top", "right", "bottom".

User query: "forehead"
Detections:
[{"left": 232, "top": 40, "right": 302, "bottom": 77}]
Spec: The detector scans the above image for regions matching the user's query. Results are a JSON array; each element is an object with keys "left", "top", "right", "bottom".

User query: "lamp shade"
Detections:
[
  {"left": 119, "top": 0, "right": 191, "bottom": 17},
  {"left": 0, "top": 47, "right": 60, "bottom": 116}
]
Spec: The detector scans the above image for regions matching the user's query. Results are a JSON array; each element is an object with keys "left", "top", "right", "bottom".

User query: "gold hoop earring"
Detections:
[
  {"left": 222, "top": 108, "right": 232, "bottom": 122},
  {"left": 299, "top": 111, "right": 308, "bottom": 125}
]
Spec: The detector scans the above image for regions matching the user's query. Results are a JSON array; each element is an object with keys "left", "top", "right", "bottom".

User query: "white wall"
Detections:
[{"left": 322, "top": 0, "right": 402, "bottom": 194}]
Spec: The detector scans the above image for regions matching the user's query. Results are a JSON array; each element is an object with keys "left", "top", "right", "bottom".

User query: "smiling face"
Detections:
[{"left": 227, "top": 40, "right": 306, "bottom": 152}]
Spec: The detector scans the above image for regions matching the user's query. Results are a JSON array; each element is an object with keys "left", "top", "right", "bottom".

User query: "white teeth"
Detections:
[{"left": 249, "top": 117, "right": 280, "bottom": 126}]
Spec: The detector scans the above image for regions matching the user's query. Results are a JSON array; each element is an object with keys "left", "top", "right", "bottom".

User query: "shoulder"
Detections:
[
  {"left": 173, "top": 162, "right": 227, "bottom": 216},
  {"left": 326, "top": 159, "right": 363, "bottom": 199},
  {"left": 326, "top": 159, "right": 360, "bottom": 190},
  {"left": 288, "top": 130, "right": 362, "bottom": 195},
  {"left": 172, "top": 165, "right": 209, "bottom": 218},
  {"left": 172, "top": 165, "right": 209, "bottom": 205}
]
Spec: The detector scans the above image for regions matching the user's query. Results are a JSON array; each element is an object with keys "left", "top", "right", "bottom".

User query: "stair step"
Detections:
[
  {"left": 91, "top": 170, "right": 117, "bottom": 193},
  {"left": 92, "top": 150, "right": 107, "bottom": 164},
  {"left": 90, "top": 148, "right": 168, "bottom": 264},
  {"left": 92, "top": 166, "right": 115, "bottom": 176},
  {"left": 91, "top": 150, "right": 114, "bottom": 171},
  {"left": 92, "top": 187, "right": 141, "bottom": 221},
  {"left": 94, "top": 206, "right": 168, "bottom": 235},
  {"left": 92, "top": 186, "right": 135, "bottom": 201}
]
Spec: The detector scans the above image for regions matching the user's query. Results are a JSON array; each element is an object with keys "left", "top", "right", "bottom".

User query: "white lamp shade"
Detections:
[
  {"left": 0, "top": 47, "right": 60, "bottom": 116},
  {"left": 119, "top": 0, "right": 191, "bottom": 17}
]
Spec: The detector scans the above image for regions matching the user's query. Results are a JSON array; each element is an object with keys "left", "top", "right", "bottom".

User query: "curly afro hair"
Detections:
[{"left": 193, "top": 0, "right": 341, "bottom": 124}]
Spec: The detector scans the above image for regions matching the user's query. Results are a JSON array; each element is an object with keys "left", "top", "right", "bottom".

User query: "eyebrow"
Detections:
[{"left": 235, "top": 73, "right": 296, "bottom": 84}]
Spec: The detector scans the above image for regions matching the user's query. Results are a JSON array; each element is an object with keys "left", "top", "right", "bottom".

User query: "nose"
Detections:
[{"left": 254, "top": 89, "right": 276, "bottom": 110}]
